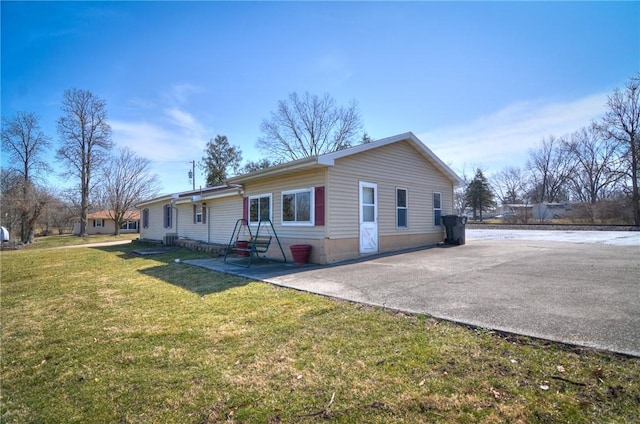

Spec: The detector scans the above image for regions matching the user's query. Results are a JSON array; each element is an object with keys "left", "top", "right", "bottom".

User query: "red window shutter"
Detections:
[
  {"left": 202, "top": 206, "right": 207, "bottom": 224},
  {"left": 315, "top": 186, "right": 325, "bottom": 226},
  {"left": 243, "top": 197, "right": 248, "bottom": 221}
]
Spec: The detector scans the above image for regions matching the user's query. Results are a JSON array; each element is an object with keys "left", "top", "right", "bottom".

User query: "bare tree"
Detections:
[
  {"left": 600, "top": 74, "right": 640, "bottom": 225},
  {"left": 201, "top": 135, "right": 242, "bottom": 186},
  {"left": 56, "top": 89, "right": 113, "bottom": 237},
  {"left": 453, "top": 166, "right": 472, "bottom": 215},
  {"left": 41, "top": 193, "right": 77, "bottom": 235},
  {"left": 527, "top": 135, "right": 574, "bottom": 203},
  {"left": 564, "top": 124, "right": 624, "bottom": 215},
  {"left": 99, "top": 147, "right": 159, "bottom": 235},
  {"left": 257, "top": 92, "right": 362, "bottom": 162},
  {"left": 1, "top": 111, "right": 52, "bottom": 242},
  {"left": 492, "top": 166, "right": 528, "bottom": 205}
]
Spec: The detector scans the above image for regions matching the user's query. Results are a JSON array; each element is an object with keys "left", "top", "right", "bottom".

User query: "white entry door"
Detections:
[{"left": 359, "top": 181, "right": 378, "bottom": 254}]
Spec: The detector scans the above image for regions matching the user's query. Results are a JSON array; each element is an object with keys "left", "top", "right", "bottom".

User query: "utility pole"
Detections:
[{"left": 188, "top": 160, "right": 195, "bottom": 190}]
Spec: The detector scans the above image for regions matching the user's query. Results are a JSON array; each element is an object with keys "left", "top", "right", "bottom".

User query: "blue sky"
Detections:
[{"left": 2, "top": 1, "right": 638, "bottom": 195}]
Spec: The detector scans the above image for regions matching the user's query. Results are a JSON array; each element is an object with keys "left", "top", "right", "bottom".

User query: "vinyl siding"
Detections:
[
  {"left": 327, "top": 140, "right": 454, "bottom": 239},
  {"left": 209, "top": 196, "right": 244, "bottom": 243},
  {"left": 242, "top": 168, "right": 327, "bottom": 240},
  {"left": 177, "top": 204, "right": 205, "bottom": 241},
  {"left": 174, "top": 196, "right": 242, "bottom": 244},
  {"left": 139, "top": 202, "right": 173, "bottom": 241}
]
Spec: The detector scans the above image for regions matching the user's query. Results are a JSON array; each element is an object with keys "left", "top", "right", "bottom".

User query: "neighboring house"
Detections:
[
  {"left": 137, "top": 132, "right": 463, "bottom": 264},
  {"left": 73, "top": 210, "right": 141, "bottom": 235}
]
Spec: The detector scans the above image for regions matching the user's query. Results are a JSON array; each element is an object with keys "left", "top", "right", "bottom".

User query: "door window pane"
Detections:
[
  {"left": 363, "top": 187, "right": 374, "bottom": 205},
  {"left": 363, "top": 205, "right": 375, "bottom": 222}
]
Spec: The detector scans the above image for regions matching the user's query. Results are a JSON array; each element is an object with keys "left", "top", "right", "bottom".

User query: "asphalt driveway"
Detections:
[{"left": 186, "top": 230, "right": 640, "bottom": 356}]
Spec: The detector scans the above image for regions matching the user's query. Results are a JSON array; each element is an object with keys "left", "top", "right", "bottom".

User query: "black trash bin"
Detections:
[{"left": 441, "top": 215, "right": 467, "bottom": 245}]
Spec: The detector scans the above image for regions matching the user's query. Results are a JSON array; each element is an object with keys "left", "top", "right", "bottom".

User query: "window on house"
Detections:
[
  {"left": 142, "top": 209, "right": 149, "bottom": 229},
  {"left": 282, "top": 188, "right": 313, "bottom": 225},
  {"left": 120, "top": 221, "right": 138, "bottom": 230},
  {"left": 249, "top": 194, "right": 271, "bottom": 225},
  {"left": 94, "top": 219, "right": 104, "bottom": 227},
  {"left": 396, "top": 188, "right": 408, "bottom": 228},
  {"left": 433, "top": 192, "right": 442, "bottom": 226},
  {"left": 193, "top": 205, "right": 207, "bottom": 224},
  {"left": 164, "top": 204, "right": 173, "bottom": 228}
]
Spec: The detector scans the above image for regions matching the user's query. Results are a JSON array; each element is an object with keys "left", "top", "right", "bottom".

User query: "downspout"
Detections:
[
  {"left": 207, "top": 203, "right": 211, "bottom": 244},
  {"left": 170, "top": 197, "right": 179, "bottom": 235}
]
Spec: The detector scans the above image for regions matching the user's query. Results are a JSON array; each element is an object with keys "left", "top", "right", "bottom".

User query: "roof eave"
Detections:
[
  {"left": 136, "top": 185, "right": 242, "bottom": 208},
  {"left": 319, "top": 131, "right": 464, "bottom": 186},
  {"left": 227, "top": 157, "right": 324, "bottom": 184}
]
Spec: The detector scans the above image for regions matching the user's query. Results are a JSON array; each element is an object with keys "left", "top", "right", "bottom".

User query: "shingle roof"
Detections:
[{"left": 87, "top": 210, "right": 140, "bottom": 220}]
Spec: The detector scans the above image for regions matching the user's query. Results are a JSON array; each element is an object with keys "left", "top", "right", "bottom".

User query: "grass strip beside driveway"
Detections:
[{"left": 1, "top": 241, "right": 639, "bottom": 423}]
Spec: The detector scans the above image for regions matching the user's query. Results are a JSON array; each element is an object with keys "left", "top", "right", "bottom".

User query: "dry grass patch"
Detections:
[{"left": 2, "top": 243, "right": 639, "bottom": 423}]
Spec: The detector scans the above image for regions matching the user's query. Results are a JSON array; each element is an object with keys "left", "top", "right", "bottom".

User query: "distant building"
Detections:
[
  {"left": 73, "top": 210, "right": 140, "bottom": 235},
  {"left": 532, "top": 203, "right": 572, "bottom": 220}
]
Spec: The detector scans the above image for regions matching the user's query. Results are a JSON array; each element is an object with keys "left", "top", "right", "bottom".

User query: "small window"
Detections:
[
  {"left": 95, "top": 219, "right": 103, "bottom": 227},
  {"left": 142, "top": 209, "right": 149, "bottom": 229},
  {"left": 434, "top": 192, "right": 442, "bottom": 226},
  {"left": 248, "top": 194, "right": 272, "bottom": 225},
  {"left": 282, "top": 188, "right": 314, "bottom": 225},
  {"left": 193, "top": 205, "right": 207, "bottom": 224},
  {"left": 396, "top": 188, "right": 408, "bottom": 228}
]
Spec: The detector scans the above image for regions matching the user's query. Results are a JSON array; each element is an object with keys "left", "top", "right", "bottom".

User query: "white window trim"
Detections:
[
  {"left": 396, "top": 187, "right": 408, "bottom": 229},
  {"left": 433, "top": 192, "right": 442, "bottom": 227},
  {"left": 248, "top": 193, "right": 273, "bottom": 226},
  {"left": 95, "top": 219, "right": 103, "bottom": 227},
  {"left": 195, "top": 209, "right": 203, "bottom": 223},
  {"left": 281, "top": 188, "right": 315, "bottom": 226}
]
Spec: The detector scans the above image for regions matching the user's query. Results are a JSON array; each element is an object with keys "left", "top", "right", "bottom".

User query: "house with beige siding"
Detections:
[
  {"left": 73, "top": 210, "right": 140, "bottom": 235},
  {"left": 137, "top": 132, "right": 462, "bottom": 264}
]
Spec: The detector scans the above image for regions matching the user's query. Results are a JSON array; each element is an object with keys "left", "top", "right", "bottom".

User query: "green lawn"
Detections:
[{"left": 1, "top": 241, "right": 639, "bottom": 423}]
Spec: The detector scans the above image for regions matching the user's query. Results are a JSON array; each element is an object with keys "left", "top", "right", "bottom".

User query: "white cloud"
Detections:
[
  {"left": 164, "top": 83, "right": 202, "bottom": 105},
  {"left": 108, "top": 82, "right": 215, "bottom": 194},
  {"left": 110, "top": 118, "right": 207, "bottom": 194},
  {"left": 164, "top": 107, "right": 205, "bottom": 137},
  {"left": 419, "top": 92, "right": 609, "bottom": 175}
]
